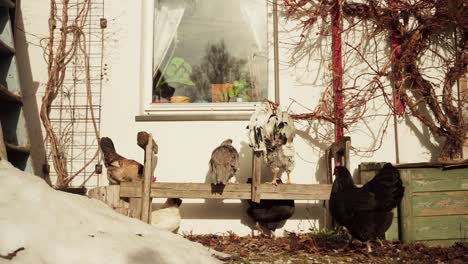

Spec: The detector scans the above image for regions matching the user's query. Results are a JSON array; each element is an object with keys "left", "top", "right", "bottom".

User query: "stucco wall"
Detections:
[{"left": 18, "top": 0, "right": 465, "bottom": 235}]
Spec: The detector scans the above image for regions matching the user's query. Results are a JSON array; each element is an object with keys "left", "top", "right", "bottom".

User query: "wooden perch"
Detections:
[
  {"left": 137, "top": 131, "right": 158, "bottom": 223},
  {"left": 120, "top": 182, "right": 332, "bottom": 200}
]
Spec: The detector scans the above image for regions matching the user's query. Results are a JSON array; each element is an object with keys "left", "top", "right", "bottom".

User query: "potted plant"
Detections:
[
  {"left": 228, "top": 79, "right": 251, "bottom": 102},
  {"left": 153, "top": 56, "right": 194, "bottom": 103}
]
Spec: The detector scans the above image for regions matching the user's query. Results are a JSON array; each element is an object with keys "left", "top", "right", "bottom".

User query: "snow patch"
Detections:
[{"left": 0, "top": 160, "right": 220, "bottom": 264}]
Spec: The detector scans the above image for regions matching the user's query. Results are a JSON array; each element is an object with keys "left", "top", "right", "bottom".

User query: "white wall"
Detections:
[{"left": 19, "top": 0, "right": 466, "bottom": 235}]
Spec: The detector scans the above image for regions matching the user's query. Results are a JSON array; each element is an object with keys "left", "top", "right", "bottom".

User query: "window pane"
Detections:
[{"left": 152, "top": 0, "right": 268, "bottom": 104}]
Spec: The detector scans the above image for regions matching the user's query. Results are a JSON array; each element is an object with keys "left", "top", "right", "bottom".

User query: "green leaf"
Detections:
[
  {"left": 164, "top": 57, "right": 195, "bottom": 86},
  {"left": 228, "top": 87, "right": 237, "bottom": 97}
]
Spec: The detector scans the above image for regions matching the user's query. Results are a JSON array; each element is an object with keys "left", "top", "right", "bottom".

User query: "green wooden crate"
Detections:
[
  {"left": 399, "top": 167, "right": 468, "bottom": 245},
  {"left": 359, "top": 163, "right": 468, "bottom": 246}
]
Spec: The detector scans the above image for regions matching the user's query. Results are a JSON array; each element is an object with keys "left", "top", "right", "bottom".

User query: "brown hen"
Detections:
[{"left": 99, "top": 137, "right": 143, "bottom": 185}]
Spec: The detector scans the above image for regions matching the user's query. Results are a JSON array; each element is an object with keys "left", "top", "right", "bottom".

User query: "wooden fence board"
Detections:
[
  {"left": 412, "top": 191, "right": 468, "bottom": 217},
  {"left": 401, "top": 169, "right": 468, "bottom": 193},
  {"left": 120, "top": 182, "right": 332, "bottom": 200},
  {"left": 413, "top": 215, "right": 468, "bottom": 241}
]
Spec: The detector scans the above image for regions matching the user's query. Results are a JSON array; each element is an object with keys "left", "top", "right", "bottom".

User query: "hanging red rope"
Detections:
[
  {"left": 332, "top": 0, "right": 344, "bottom": 143},
  {"left": 390, "top": 1, "right": 405, "bottom": 115}
]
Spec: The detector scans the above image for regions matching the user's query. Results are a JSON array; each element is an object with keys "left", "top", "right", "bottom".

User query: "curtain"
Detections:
[
  {"left": 153, "top": 3, "right": 186, "bottom": 79},
  {"left": 240, "top": 0, "right": 267, "bottom": 52}
]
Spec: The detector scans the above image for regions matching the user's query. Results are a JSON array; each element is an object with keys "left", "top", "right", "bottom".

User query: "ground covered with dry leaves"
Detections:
[{"left": 185, "top": 231, "right": 467, "bottom": 263}]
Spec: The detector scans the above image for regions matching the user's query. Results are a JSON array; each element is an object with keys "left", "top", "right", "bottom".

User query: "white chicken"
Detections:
[
  {"left": 150, "top": 198, "right": 182, "bottom": 233},
  {"left": 247, "top": 103, "right": 296, "bottom": 184}
]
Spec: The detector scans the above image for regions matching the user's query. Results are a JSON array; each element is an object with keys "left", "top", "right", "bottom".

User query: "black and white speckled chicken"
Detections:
[{"left": 247, "top": 103, "right": 296, "bottom": 184}]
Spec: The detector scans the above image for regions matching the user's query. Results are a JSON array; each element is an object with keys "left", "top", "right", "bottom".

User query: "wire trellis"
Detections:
[{"left": 43, "top": 0, "right": 106, "bottom": 188}]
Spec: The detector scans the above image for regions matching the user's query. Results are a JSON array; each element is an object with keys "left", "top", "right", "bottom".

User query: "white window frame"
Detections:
[{"left": 138, "top": 0, "right": 279, "bottom": 119}]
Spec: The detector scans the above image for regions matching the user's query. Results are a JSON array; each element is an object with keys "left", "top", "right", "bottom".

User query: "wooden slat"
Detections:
[
  {"left": 129, "top": 197, "right": 142, "bottom": 219},
  {"left": 0, "top": 121, "right": 7, "bottom": 160},
  {"left": 412, "top": 191, "right": 468, "bottom": 217},
  {"left": 0, "top": 84, "right": 22, "bottom": 104},
  {"left": 120, "top": 182, "right": 332, "bottom": 200},
  {"left": 124, "top": 183, "right": 252, "bottom": 199},
  {"left": 259, "top": 184, "right": 332, "bottom": 200},
  {"left": 412, "top": 215, "right": 468, "bottom": 241},
  {"left": 251, "top": 151, "right": 262, "bottom": 203},
  {"left": 401, "top": 168, "right": 468, "bottom": 192},
  {"left": 141, "top": 133, "right": 156, "bottom": 223}
]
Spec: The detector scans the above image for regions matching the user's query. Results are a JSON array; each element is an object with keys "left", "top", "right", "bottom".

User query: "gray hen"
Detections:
[{"left": 208, "top": 139, "right": 240, "bottom": 185}]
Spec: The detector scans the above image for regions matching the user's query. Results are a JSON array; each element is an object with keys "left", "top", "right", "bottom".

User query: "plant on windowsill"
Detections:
[{"left": 228, "top": 79, "right": 251, "bottom": 102}]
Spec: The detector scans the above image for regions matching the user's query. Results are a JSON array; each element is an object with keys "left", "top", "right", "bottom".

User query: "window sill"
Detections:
[{"left": 136, "top": 103, "right": 256, "bottom": 121}]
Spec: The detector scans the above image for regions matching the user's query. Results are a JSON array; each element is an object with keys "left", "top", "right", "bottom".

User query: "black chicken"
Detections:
[
  {"left": 330, "top": 163, "right": 404, "bottom": 252},
  {"left": 246, "top": 179, "right": 295, "bottom": 237}
]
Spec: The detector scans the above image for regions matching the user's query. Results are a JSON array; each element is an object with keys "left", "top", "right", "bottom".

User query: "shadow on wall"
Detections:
[
  {"left": 403, "top": 108, "right": 443, "bottom": 161},
  {"left": 14, "top": 0, "right": 47, "bottom": 180},
  {"left": 295, "top": 123, "right": 332, "bottom": 184},
  {"left": 152, "top": 201, "right": 326, "bottom": 232}
]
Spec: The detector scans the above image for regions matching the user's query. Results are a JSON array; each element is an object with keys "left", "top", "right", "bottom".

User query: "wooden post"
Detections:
[
  {"left": 251, "top": 151, "right": 262, "bottom": 203},
  {"left": 0, "top": 122, "right": 7, "bottom": 160},
  {"left": 324, "top": 146, "right": 334, "bottom": 229},
  {"left": 343, "top": 136, "right": 351, "bottom": 170},
  {"left": 138, "top": 131, "right": 158, "bottom": 223}
]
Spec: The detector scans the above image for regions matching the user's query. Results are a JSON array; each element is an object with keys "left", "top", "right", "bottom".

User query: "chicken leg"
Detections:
[
  {"left": 270, "top": 168, "right": 280, "bottom": 185},
  {"left": 285, "top": 171, "right": 291, "bottom": 184},
  {"left": 366, "top": 241, "right": 373, "bottom": 253}
]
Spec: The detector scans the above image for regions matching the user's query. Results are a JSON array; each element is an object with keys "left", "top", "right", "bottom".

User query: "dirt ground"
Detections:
[{"left": 185, "top": 232, "right": 467, "bottom": 264}]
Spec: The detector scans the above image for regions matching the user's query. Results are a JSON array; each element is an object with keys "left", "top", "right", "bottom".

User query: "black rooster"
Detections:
[
  {"left": 246, "top": 179, "right": 295, "bottom": 237},
  {"left": 330, "top": 163, "right": 404, "bottom": 252}
]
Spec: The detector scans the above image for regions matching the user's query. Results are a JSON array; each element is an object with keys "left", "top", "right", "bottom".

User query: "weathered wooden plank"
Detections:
[
  {"left": 129, "top": 197, "right": 142, "bottom": 219},
  {"left": 252, "top": 151, "right": 262, "bottom": 203},
  {"left": 412, "top": 215, "right": 468, "bottom": 241},
  {"left": 412, "top": 191, "right": 468, "bottom": 217},
  {"left": 155, "top": 183, "right": 251, "bottom": 200},
  {"left": 109, "top": 185, "right": 120, "bottom": 207},
  {"left": 401, "top": 168, "right": 468, "bottom": 193},
  {"left": 400, "top": 171, "right": 414, "bottom": 243},
  {"left": 120, "top": 182, "right": 332, "bottom": 200},
  {"left": 0, "top": 122, "right": 7, "bottom": 160},
  {"left": 141, "top": 133, "right": 156, "bottom": 223},
  {"left": 259, "top": 184, "right": 332, "bottom": 200},
  {"left": 120, "top": 182, "right": 143, "bottom": 197}
]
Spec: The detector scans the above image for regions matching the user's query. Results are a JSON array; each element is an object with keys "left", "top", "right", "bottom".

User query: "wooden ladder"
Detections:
[{"left": 0, "top": 0, "right": 32, "bottom": 171}]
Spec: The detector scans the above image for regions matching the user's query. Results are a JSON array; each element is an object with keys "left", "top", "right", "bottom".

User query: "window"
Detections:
[{"left": 151, "top": 0, "right": 269, "bottom": 105}]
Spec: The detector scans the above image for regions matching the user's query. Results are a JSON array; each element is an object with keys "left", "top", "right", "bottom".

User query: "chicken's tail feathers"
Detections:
[{"left": 365, "top": 163, "right": 405, "bottom": 211}]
